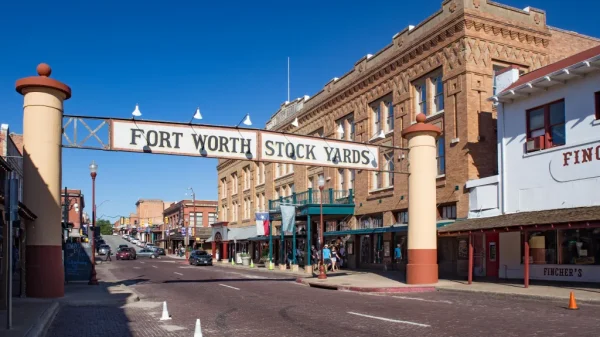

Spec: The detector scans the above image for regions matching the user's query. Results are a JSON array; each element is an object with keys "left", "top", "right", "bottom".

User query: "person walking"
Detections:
[
  {"left": 322, "top": 244, "right": 332, "bottom": 271},
  {"left": 331, "top": 246, "right": 340, "bottom": 272},
  {"left": 105, "top": 248, "right": 112, "bottom": 262},
  {"left": 394, "top": 244, "right": 402, "bottom": 269}
]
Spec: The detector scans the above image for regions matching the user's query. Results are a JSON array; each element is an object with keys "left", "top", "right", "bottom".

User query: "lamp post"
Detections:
[
  {"left": 188, "top": 187, "right": 196, "bottom": 251},
  {"left": 88, "top": 160, "right": 99, "bottom": 285},
  {"left": 317, "top": 175, "right": 327, "bottom": 280}
]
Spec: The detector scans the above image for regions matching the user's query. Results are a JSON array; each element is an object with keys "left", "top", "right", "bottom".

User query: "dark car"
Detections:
[
  {"left": 137, "top": 249, "right": 159, "bottom": 259},
  {"left": 118, "top": 244, "right": 128, "bottom": 250},
  {"left": 98, "top": 244, "right": 111, "bottom": 255},
  {"left": 189, "top": 250, "right": 212, "bottom": 266},
  {"left": 155, "top": 248, "right": 166, "bottom": 256},
  {"left": 116, "top": 248, "right": 136, "bottom": 260}
]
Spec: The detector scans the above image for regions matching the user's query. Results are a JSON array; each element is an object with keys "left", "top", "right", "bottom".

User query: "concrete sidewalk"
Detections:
[
  {"left": 297, "top": 270, "right": 437, "bottom": 293},
  {"left": 1, "top": 259, "right": 140, "bottom": 337}
]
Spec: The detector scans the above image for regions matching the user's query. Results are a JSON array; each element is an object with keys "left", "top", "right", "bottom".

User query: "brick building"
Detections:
[
  {"left": 60, "top": 189, "right": 85, "bottom": 233},
  {"left": 216, "top": 0, "right": 599, "bottom": 270},
  {"left": 162, "top": 200, "right": 218, "bottom": 254},
  {"left": 125, "top": 199, "right": 168, "bottom": 243}
]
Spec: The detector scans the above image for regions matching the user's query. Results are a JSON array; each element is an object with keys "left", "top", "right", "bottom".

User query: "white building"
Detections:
[{"left": 439, "top": 45, "right": 600, "bottom": 284}]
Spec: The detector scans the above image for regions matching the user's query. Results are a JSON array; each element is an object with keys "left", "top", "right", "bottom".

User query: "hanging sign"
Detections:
[{"left": 110, "top": 120, "right": 381, "bottom": 170}]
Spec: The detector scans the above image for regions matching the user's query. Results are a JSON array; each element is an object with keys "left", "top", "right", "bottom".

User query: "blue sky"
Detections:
[{"left": 1, "top": 0, "right": 597, "bottom": 220}]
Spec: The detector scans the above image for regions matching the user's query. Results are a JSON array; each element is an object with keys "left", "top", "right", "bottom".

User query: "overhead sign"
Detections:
[
  {"left": 111, "top": 120, "right": 259, "bottom": 160},
  {"left": 260, "top": 132, "right": 378, "bottom": 170},
  {"left": 110, "top": 120, "right": 380, "bottom": 170},
  {"left": 549, "top": 141, "right": 600, "bottom": 182}
]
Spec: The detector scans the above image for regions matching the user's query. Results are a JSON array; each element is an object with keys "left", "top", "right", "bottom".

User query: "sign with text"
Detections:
[
  {"left": 260, "top": 132, "right": 379, "bottom": 170},
  {"left": 530, "top": 264, "right": 600, "bottom": 283},
  {"left": 549, "top": 141, "right": 600, "bottom": 182},
  {"left": 111, "top": 120, "right": 259, "bottom": 160},
  {"left": 110, "top": 120, "right": 381, "bottom": 170}
]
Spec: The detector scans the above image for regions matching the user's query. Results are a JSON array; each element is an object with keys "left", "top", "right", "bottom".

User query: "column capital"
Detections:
[
  {"left": 16, "top": 63, "right": 71, "bottom": 99},
  {"left": 401, "top": 113, "right": 441, "bottom": 139}
]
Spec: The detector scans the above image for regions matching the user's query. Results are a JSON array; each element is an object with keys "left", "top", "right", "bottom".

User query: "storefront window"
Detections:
[
  {"left": 522, "top": 231, "right": 557, "bottom": 264},
  {"left": 559, "top": 228, "right": 600, "bottom": 265}
]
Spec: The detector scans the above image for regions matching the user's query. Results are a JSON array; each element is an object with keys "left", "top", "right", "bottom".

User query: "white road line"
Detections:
[
  {"left": 139, "top": 262, "right": 145, "bottom": 264},
  {"left": 218, "top": 284, "right": 240, "bottom": 290},
  {"left": 392, "top": 296, "right": 452, "bottom": 304},
  {"left": 347, "top": 312, "right": 430, "bottom": 328},
  {"left": 133, "top": 267, "right": 141, "bottom": 269},
  {"left": 174, "top": 272, "right": 184, "bottom": 276},
  {"left": 152, "top": 265, "right": 158, "bottom": 268}
]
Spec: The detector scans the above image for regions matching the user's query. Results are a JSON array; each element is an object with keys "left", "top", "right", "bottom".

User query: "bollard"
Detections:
[
  {"left": 193, "top": 318, "right": 203, "bottom": 337},
  {"left": 160, "top": 301, "right": 172, "bottom": 320}
]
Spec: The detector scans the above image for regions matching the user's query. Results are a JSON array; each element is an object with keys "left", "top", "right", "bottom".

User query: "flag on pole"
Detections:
[
  {"left": 255, "top": 212, "right": 270, "bottom": 236},
  {"left": 281, "top": 205, "right": 296, "bottom": 234}
]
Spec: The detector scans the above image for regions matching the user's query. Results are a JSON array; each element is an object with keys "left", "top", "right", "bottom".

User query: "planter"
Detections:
[{"left": 241, "top": 257, "right": 251, "bottom": 266}]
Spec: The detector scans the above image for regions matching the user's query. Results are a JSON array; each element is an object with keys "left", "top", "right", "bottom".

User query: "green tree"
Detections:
[{"left": 97, "top": 219, "right": 113, "bottom": 235}]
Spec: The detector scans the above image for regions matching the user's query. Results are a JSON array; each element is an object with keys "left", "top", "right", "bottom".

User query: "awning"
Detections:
[
  {"left": 207, "top": 225, "right": 257, "bottom": 242},
  {"left": 69, "top": 231, "right": 82, "bottom": 238},
  {"left": 438, "top": 206, "right": 600, "bottom": 233},
  {"left": 324, "top": 221, "right": 454, "bottom": 237}
]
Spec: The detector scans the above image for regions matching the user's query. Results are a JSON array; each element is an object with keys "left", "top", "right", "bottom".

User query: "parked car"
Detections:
[
  {"left": 131, "top": 239, "right": 139, "bottom": 244},
  {"left": 146, "top": 244, "right": 157, "bottom": 251},
  {"left": 116, "top": 247, "right": 136, "bottom": 260},
  {"left": 189, "top": 250, "right": 213, "bottom": 266},
  {"left": 98, "top": 244, "right": 111, "bottom": 256},
  {"left": 137, "top": 248, "right": 159, "bottom": 259},
  {"left": 118, "top": 244, "right": 129, "bottom": 250},
  {"left": 137, "top": 241, "right": 146, "bottom": 247},
  {"left": 155, "top": 248, "right": 166, "bottom": 256}
]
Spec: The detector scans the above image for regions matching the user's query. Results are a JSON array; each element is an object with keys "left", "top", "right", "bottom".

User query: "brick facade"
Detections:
[
  {"left": 60, "top": 189, "right": 85, "bottom": 230},
  {"left": 217, "top": 1, "right": 599, "bottom": 230}
]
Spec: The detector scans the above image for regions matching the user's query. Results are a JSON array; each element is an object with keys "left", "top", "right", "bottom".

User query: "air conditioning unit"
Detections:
[{"left": 526, "top": 136, "right": 544, "bottom": 152}]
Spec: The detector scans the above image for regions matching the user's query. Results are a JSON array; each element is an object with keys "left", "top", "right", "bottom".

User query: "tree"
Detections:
[{"left": 97, "top": 219, "right": 113, "bottom": 235}]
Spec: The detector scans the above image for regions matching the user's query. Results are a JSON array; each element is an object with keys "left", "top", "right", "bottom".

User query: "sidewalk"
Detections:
[
  {"left": 297, "top": 270, "right": 437, "bottom": 293},
  {"left": 1, "top": 258, "right": 140, "bottom": 337}
]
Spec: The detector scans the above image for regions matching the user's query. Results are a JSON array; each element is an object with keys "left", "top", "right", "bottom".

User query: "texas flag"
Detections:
[{"left": 255, "top": 212, "right": 270, "bottom": 236}]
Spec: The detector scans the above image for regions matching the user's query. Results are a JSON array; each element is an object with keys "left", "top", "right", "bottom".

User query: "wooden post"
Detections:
[
  {"left": 524, "top": 231, "right": 529, "bottom": 288},
  {"left": 468, "top": 234, "right": 473, "bottom": 285}
]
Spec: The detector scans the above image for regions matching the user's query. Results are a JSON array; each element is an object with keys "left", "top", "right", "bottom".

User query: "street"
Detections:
[{"left": 45, "top": 236, "right": 600, "bottom": 337}]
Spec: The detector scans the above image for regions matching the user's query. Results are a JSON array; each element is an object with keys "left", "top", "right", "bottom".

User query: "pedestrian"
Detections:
[
  {"left": 322, "top": 244, "right": 332, "bottom": 271},
  {"left": 331, "top": 246, "right": 339, "bottom": 272},
  {"left": 394, "top": 244, "right": 402, "bottom": 265},
  {"left": 105, "top": 248, "right": 112, "bottom": 262},
  {"left": 311, "top": 245, "right": 319, "bottom": 271}
]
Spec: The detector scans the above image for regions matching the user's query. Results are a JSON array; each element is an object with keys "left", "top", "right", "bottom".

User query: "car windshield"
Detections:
[{"left": 196, "top": 251, "right": 208, "bottom": 255}]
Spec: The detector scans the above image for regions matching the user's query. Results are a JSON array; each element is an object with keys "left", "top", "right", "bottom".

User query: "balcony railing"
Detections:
[{"left": 269, "top": 188, "right": 354, "bottom": 211}]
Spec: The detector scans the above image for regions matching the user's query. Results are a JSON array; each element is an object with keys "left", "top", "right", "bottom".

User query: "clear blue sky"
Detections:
[{"left": 0, "top": 0, "right": 597, "bottom": 221}]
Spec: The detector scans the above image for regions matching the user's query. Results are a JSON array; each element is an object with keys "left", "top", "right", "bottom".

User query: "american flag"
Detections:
[{"left": 255, "top": 212, "right": 270, "bottom": 236}]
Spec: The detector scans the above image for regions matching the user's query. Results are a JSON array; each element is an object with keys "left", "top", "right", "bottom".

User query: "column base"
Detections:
[
  {"left": 279, "top": 264, "right": 287, "bottom": 271},
  {"left": 291, "top": 264, "right": 299, "bottom": 272},
  {"left": 304, "top": 266, "right": 313, "bottom": 274},
  {"left": 26, "top": 245, "right": 64, "bottom": 298},
  {"left": 406, "top": 249, "right": 438, "bottom": 285}
]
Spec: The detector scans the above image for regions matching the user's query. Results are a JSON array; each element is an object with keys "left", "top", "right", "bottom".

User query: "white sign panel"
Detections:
[
  {"left": 111, "top": 120, "right": 258, "bottom": 160},
  {"left": 260, "top": 132, "right": 379, "bottom": 170},
  {"left": 549, "top": 141, "right": 600, "bottom": 182},
  {"left": 530, "top": 265, "right": 600, "bottom": 283}
]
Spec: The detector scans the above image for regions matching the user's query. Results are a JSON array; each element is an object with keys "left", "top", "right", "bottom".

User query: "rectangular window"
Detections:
[
  {"left": 396, "top": 210, "right": 408, "bottom": 224},
  {"left": 374, "top": 105, "right": 381, "bottom": 134},
  {"left": 433, "top": 76, "right": 444, "bottom": 113},
  {"left": 385, "top": 153, "right": 394, "bottom": 186},
  {"left": 387, "top": 101, "right": 394, "bottom": 131},
  {"left": 221, "top": 178, "right": 227, "bottom": 198},
  {"left": 208, "top": 212, "right": 217, "bottom": 225},
  {"left": 437, "top": 137, "right": 445, "bottom": 176},
  {"left": 439, "top": 204, "right": 456, "bottom": 220},
  {"left": 349, "top": 118, "right": 355, "bottom": 140},
  {"left": 595, "top": 91, "right": 600, "bottom": 120},
  {"left": 337, "top": 169, "right": 345, "bottom": 190},
  {"left": 231, "top": 173, "right": 238, "bottom": 194},
  {"left": 349, "top": 170, "right": 355, "bottom": 190},
  {"left": 526, "top": 100, "right": 566, "bottom": 150},
  {"left": 337, "top": 121, "right": 345, "bottom": 140},
  {"left": 417, "top": 84, "right": 427, "bottom": 115},
  {"left": 372, "top": 171, "right": 382, "bottom": 190}
]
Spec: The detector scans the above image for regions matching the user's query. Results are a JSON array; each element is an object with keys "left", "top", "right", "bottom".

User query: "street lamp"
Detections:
[
  {"left": 88, "top": 160, "right": 99, "bottom": 285},
  {"left": 317, "top": 175, "right": 327, "bottom": 280}
]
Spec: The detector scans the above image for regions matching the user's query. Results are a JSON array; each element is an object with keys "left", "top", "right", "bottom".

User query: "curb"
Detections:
[
  {"left": 25, "top": 301, "right": 60, "bottom": 337},
  {"left": 296, "top": 278, "right": 436, "bottom": 293},
  {"left": 435, "top": 287, "right": 600, "bottom": 304}
]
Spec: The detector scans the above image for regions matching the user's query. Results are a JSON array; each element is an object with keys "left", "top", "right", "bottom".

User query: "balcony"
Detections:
[{"left": 269, "top": 188, "right": 354, "bottom": 212}]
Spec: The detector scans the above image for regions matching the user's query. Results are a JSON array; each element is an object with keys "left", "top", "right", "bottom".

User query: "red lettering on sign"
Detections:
[
  {"left": 573, "top": 150, "right": 580, "bottom": 164},
  {"left": 563, "top": 151, "right": 572, "bottom": 166},
  {"left": 582, "top": 148, "right": 593, "bottom": 163}
]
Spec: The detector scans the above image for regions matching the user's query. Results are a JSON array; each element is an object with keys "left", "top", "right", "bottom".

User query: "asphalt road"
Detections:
[{"left": 63, "top": 236, "right": 600, "bottom": 337}]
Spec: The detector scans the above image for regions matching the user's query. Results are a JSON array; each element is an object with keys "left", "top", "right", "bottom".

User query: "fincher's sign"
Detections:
[{"left": 110, "top": 120, "right": 380, "bottom": 170}]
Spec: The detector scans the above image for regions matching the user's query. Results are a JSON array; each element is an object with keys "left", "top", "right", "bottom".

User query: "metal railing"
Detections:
[{"left": 269, "top": 188, "right": 354, "bottom": 211}]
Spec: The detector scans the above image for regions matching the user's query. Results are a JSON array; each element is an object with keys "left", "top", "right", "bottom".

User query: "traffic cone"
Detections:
[
  {"left": 568, "top": 291, "right": 579, "bottom": 310},
  {"left": 269, "top": 260, "right": 274, "bottom": 270},
  {"left": 160, "top": 301, "right": 172, "bottom": 320},
  {"left": 193, "top": 318, "right": 203, "bottom": 337},
  {"left": 250, "top": 260, "right": 254, "bottom": 268},
  {"left": 231, "top": 257, "right": 235, "bottom": 265}
]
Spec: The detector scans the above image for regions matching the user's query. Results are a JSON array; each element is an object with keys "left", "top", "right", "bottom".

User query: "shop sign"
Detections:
[
  {"left": 550, "top": 141, "right": 600, "bottom": 182},
  {"left": 530, "top": 265, "right": 600, "bottom": 282},
  {"left": 110, "top": 120, "right": 380, "bottom": 170}
]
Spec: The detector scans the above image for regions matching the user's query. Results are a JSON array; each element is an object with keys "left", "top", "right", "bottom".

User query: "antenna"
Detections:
[{"left": 287, "top": 57, "right": 290, "bottom": 102}]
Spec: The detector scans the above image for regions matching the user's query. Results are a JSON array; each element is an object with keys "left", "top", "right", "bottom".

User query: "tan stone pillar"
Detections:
[
  {"left": 16, "top": 64, "right": 71, "bottom": 298},
  {"left": 401, "top": 113, "right": 441, "bottom": 284}
]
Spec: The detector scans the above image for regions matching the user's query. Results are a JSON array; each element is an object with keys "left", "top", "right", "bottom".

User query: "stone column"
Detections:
[
  {"left": 401, "top": 113, "right": 441, "bottom": 285},
  {"left": 16, "top": 64, "right": 71, "bottom": 298},
  {"left": 222, "top": 242, "right": 229, "bottom": 262}
]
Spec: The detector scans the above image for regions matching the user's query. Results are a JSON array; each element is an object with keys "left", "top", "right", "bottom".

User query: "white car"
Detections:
[{"left": 131, "top": 239, "right": 139, "bottom": 244}]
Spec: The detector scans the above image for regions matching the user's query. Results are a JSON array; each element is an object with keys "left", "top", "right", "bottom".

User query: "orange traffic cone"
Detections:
[{"left": 568, "top": 291, "right": 579, "bottom": 310}]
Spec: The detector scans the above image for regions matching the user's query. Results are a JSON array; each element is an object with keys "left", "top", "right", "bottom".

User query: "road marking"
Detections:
[
  {"left": 392, "top": 296, "right": 452, "bottom": 304},
  {"left": 347, "top": 312, "right": 430, "bottom": 328},
  {"left": 174, "top": 272, "right": 184, "bottom": 276},
  {"left": 139, "top": 262, "right": 145, "bottom": 264},
  {"left": 133, "top": 267, "right": 141, "bottom": 269},
  {"left": 152, "top": 265, "right": 158, "bottom": 268},
  {"left": 218, "top": 284, "right": 240, "bottom": 290}
]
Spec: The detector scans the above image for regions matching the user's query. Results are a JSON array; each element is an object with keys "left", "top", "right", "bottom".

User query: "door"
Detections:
[
  {"left": 473, "top": 234, "right": 486, "bottom": 277},
  {"left": 486, "top": 232, "right": 499, "bottom": 278}
]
